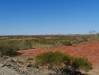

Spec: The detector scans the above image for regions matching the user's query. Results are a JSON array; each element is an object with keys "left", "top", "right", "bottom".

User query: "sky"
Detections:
[{"left": 0, "top": 0, "right": 99, "bottom": 35}]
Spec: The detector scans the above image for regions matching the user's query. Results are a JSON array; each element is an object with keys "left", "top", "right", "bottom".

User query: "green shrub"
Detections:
[
  {"left": 72, "top": 57, "right": 92, "bottom": 71},
  {"left": 35, "top": 52, "right": 92, "bottom": 72},
  {"left": 0, "top": 46, "right": 18, "bottom": 56},
  {"left": 36, "top": 52, "right": 71, "bottom": 65},
  {"left": 59, "top": 40, "right": 73, "bottom": 46}
]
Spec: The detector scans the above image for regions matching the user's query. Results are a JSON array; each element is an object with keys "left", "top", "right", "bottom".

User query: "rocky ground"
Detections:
[
  {"left": 88, "top": 67, "right": 99, "bottom": 75},
  {"left": 0, "top": 55, "right": 99, "bottom": 75},
  {"left": 0, "top": 56, "right": 56, "bottom": 75}
]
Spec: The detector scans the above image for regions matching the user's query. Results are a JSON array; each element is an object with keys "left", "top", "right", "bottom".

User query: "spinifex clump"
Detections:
[{"left": 35, "top": 51, "right": 92, "bottom": 75}]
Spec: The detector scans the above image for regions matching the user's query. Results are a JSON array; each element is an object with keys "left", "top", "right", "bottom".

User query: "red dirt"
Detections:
[{"left": 17, "top": 41, "right": 99, "bottom": 67}]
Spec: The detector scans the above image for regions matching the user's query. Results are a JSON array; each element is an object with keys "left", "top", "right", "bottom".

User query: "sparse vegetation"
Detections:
[
  {"left": 0, "top": 35, "right": 97, "bottom": 75},
  {"left": 36, "top": 52, "right": 71, "bottom": 65},
  {"left": 0, "top": 35, "right": 90, "bottom": 50},
  {"left": 35, "top": 52, "right": 92, "bottom": 72},
  {"left": 72, "top": 57, "right": 92, "bottom": 71},
  {"left": 0, "top": 45, "right": 18, "bottom": 56}
]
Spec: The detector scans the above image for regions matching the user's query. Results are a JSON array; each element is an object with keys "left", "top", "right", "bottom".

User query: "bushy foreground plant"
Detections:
[
  {"left": 35, "top": 52, "right": 92, "bottom": 75},
  {"left": 72, "top": 57, "right": 92, "bottom": 71},
  {"left": 36, "top": 52, "right": 71, "bottom": 65}
]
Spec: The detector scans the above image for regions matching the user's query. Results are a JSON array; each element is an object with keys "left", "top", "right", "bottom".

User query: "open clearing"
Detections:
[{"left": 18, "top": 41, "right": 99, "bottom": 75}]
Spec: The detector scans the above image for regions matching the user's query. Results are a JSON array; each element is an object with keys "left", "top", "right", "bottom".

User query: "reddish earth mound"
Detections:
[
  {"left": 17, "top": 48, "right": 49, "bottom": 56},
  {"left": 17, "top": 41, "right": 99, "bottom": 67}
]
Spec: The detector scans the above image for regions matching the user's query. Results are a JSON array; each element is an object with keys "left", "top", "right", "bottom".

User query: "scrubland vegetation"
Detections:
[
  {"left": 35, "top": 52, "right": 92, "bottom": 74},
  {"left": 0, "top": 35, "right": 90, "bottom": 49},
  {"left": 0, "top": 35, "right": 98, "bottom": 75},
  {"left": 0, "top": 35, "right": 88, "bottom": 57}
]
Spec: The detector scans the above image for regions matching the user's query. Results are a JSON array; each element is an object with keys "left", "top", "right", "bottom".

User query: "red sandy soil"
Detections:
[{"left": 17, "top": 41, "right": 99, "bottom": 67}]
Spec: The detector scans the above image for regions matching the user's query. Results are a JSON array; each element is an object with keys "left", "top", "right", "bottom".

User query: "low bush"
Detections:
[
  {"left": 35, "top": 52, "right": 92, "bottom": 72},
  {"left": 60, "top": 40, "right": 73, "bottom": 46},
  {"left": 36, "top": 52, "right": 71, "bottom": 65},
  {"left": 72, "top": 57, "right": 92, "bottom": 71},
  {"left": 0, "top": 46, "right": 18, "bottom": 56}
]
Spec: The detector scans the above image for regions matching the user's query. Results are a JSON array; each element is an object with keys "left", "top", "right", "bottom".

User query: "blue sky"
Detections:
[{"left": 0, "top": 0, "right": 99, "bottom": 35}]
